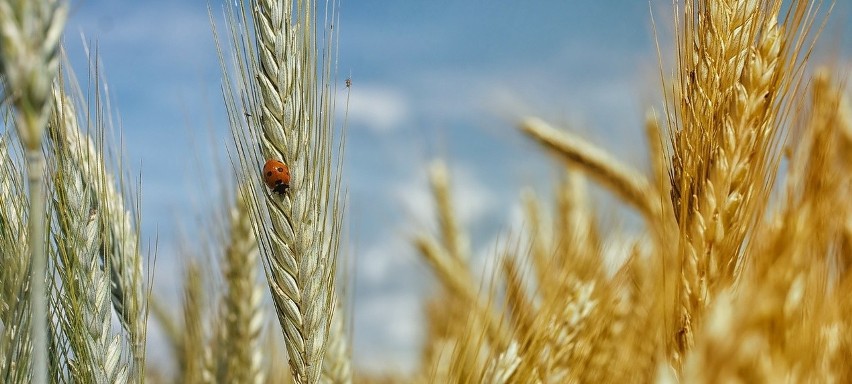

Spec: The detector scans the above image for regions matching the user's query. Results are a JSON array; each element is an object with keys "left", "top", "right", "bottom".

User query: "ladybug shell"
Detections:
[{"left": 262, "top": 159, "right": 291, "bottom": 194}]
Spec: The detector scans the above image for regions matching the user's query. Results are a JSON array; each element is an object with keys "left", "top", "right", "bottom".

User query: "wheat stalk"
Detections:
[
  {"left": 216, "top": 0, "right": 344, "bottom": 382},
  {"left": 0, "top": 1, "right": 67, "bottom": 381}
]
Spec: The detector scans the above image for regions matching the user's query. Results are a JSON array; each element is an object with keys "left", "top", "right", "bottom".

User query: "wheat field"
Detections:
[{"left": 1, "top": 0, "right": 851, "bottom": 383}]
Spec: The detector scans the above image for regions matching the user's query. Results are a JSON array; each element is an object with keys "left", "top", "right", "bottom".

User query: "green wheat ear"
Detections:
[{"left": 49, "top": 86, "right": 130, "bottom": 384}]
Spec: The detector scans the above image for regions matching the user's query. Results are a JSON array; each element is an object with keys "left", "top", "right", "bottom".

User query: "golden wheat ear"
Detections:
[{"left": 661, "top": 1, "right": 829, "bottom": 366}]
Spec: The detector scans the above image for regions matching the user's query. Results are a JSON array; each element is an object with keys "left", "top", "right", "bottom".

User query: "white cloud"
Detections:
[
  {"left": 354, "top": 292, "right": 424, "bottom": 373},
  {"left": 359, "top": 237, "right": 415, "bottom": 284},
  {"left": 342, "top": 85, "right": 410, "bottom": 133},
  {"left": 392, "top": 161, "right": 497, "bottom": 231}
]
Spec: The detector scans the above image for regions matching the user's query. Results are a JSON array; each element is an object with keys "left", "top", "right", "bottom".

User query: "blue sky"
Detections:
[{"left": 63, "top": 0, "right": 852, "bottom": 374}]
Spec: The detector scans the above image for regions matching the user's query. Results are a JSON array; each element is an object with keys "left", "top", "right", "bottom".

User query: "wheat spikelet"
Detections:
[
  {"left": 49, "top": 87, "right": 128, "bottom": 384},
  {"left": 217, "top": 0, "right": 344, "bottom": 382}
]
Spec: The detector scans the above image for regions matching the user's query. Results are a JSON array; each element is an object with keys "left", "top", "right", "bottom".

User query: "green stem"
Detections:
[{"left": 26, "top": 149, "right": 47, "bottom": 384}]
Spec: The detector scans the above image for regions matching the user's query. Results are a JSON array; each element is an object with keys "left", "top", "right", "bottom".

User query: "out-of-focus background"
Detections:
[{"left": 63, "top": 0, "right": 852, "bottom": 374}]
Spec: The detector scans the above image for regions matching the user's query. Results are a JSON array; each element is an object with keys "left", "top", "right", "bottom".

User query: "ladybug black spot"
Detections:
[
  {"left": 277, "top": 167, "right": 284, "bottom": 172},
  {"left": 266, "top": 171, "right": 273, "bottom": 177}
]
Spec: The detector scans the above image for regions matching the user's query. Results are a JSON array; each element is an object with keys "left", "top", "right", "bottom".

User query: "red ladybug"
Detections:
[{"left": 262, "top": 159, "right": 290, "bottom": 195}]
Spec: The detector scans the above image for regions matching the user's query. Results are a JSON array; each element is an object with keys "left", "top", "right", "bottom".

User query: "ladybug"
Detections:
[{"left": 262, "top": 159, "right": 290, "bottom": 195}]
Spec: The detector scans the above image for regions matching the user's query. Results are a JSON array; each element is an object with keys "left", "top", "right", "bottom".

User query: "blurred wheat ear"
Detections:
[
  {"left": 214, "top": 0, "right": 346, "bottom": 382},
  {"left": 213, "top": 188, "right": 265, "bottom": 384},
  {"left": 0, "top": 0, "right": 68, "bottom": 382}
]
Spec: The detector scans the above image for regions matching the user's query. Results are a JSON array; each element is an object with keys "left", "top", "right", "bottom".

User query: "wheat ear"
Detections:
[
  {"left": 179, "top": 262, "right": 206, "bottom": 384},
  {"left": 415, "top": 160, "right": 511, "bottom": 351},
  {"left": 321, "top": 305, "right": 352, "bottom": 384},
  {"left": 217, "top": 0, "right": 344, "bottom": 382},
  {"left": 49, "top": 87, "right": 128, "bottom": 384},
  {"left": 0, "top": 1, "right": 67, "bottom": 381},
  {"left": 216, "top": 190, "right": 264, "bottom": 384},
  {"left": 667, "top": 1, "right": 824, "bottom": 360},
  {"left": 52, "top": 60, "right": 147, "bottom": 377},
  {"left": 519, "top": 117, "right": 660, "bottom": 220}
]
